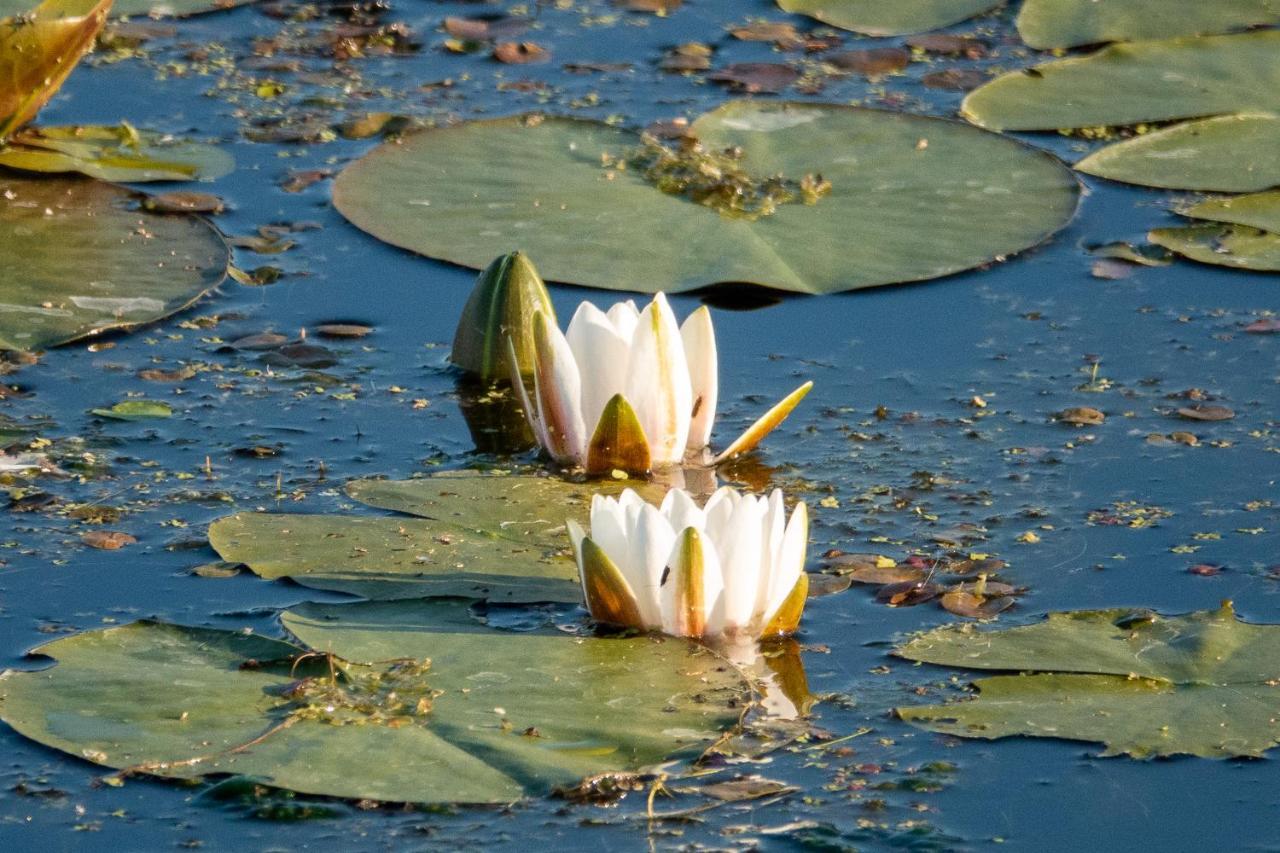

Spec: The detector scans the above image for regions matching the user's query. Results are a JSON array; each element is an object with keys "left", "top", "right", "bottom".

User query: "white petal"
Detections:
[
  {"left": 700, "top": 539, "right": 727, "bottom": 637},
  {"left": 606, "top": 300, "right": 641, "bottom": 342},
  {"left": 565, "top": 302, "right": 631, "bottom": 434},
  {"left": 531, "top": 312, "right": 588, "bottom": 464},
  {"left": 565, "top": 517, "right": 588, "bottom": 599},
  {"left": 631, "top": 503, "right": 674, "bottom": 628},
  {"left": 623, "top": 294, "right": 693, "bottom": 466},
  {"left": 703, "top": 486, "right": 740, "bottom": 538},
  {"left": 766, "top": 502, "right": 808, "bottom": 620},
  {"left": 505, "top": 335, "right": 551, "bottom": 451},
  {"left": 589, "top": 495, "right": 630, "bottom": 577},
  {"left": 658, "top": 527, "right": 722, "bottom": 637},
  {"left": 660, "top": 487, "right": 705, "bottom": 535},
  {"left": 716, "top": 496, "right": 766, "bottom": 630},
  {"left": 680, "top": 306, "right": 718, "bottom": 452}
]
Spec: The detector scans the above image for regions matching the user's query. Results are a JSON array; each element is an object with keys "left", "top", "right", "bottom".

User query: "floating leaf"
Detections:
[
  {"left": 0, "top": 124, "right": 234, "bottom": 182},
  {"left": 964, "top": 31, "right": 1280, "bottom": 131},
  {"left": 1016, "top": 0, "right": 1280, "bottom": 50},
  {"left": 208, "top": 473, "right": 661, "bottom": 602},
  {"left": 775, "top": 0, "right": 1000, "bottom": 36},
  {"left": 90, "top": 399, "right": 173, "bottom": 420},
  {"left": 333, "top": 101, "right": 1078, "bottom": 295},
  {"left": 0, "top": 175, "right": 229, "bottom": 351},
  {"left": 1182, "top": 189, "right": 1280, "bottom": 234},
  {"left": 1075, "top": 113, "right": 1280, "bottom": 192},
  {"left": 0, "top": 0, "right": 110, "bottom": 141},
  {"left": 1149, "top": 224, "right": 1280, "bottom": 272},
  {"left": 110, "top": 0, "right": 255, "bottom": 18},
  {"left": 0, "top": 609, "right": 747, "bottom": 802},
  {"left": 896, "top": 603, "right": 1280, "bottom": 758}
]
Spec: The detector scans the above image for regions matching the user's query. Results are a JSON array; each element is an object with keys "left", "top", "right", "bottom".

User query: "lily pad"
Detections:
[
  {"left": 0, "top": 175, "right": 229, "bottom": 351},
  {"left": 963, "top": 31, "right": 1280, "bottom": 131},
  {"left": 1016, "top": 0, "right": 1280, "bottom": 50},
  {"left": 0, "top": 0, "right": 109, "bottom": 140},
  {"left": 90, "top": 399, "right": 173, "bottom": 420},
  {"left": 895, "top": 603, "right": 1280, "bottom": 758},
  {"left": 1075, "top": 113, "right": 1280, "bottom": 192},
  {"left": 0, "top": 124, "right": 234, "bottom": 182},
  {"left": 333, "top": 101, "right": 1078, "bottom": 295},
  {"left": 0, "top": 0, "right": 257, "bottom": 17},
  {"left": 1182, "top": 189, "right": 1280, "bottom": 233},
  {"left": 775, "top": 0, "right": 1000, "bottom": 36},
  {"left": 0, "top": 607, "right": 747, "bottom": 802},
  {"left": 1148, "top": 224, "right": 1280, "bottom": 272},
  {"left": 208, "top": 473, "right": 662, "bottom": 602}
]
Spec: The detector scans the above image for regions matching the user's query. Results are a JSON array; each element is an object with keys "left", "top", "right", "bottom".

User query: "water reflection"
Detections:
[{"left": 454, "top": 379, "right": 535, "bottom": 454}]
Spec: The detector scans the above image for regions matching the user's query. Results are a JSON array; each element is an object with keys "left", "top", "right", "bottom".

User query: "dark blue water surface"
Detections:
[{"left": 1, "top": 1, "right": 1278, "bottom": 850}]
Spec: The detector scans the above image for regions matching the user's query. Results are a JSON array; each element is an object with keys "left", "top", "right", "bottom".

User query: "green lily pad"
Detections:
[
  {"left": 0, "top": 608, "right": 747, "bottom": 802},
  {"left": 1182, "top": 189, "right": 1280, "bottom": 233},
  {"left": 0, "top": 0, "right": 109, "bottom": 140},
  {"left": 0, "top": 124, "right": 234, "bottom": 182},
  {"left": 333, "top": 101, "right": 1078, "bottom": 295},
  {"left": 1074, "top": 113, "right": 1280, "bottom": 192},
  {"left": 1148, "top": 224, "right": 1280, "bottom": 272},
  {"left": 895, "top": 603, "right": 1280, "bottom": 758},
  {"left": 774, "top": 0, "right": 1000, "bottom": 36},
  {"left": 964, "top": 31, "right": 1280, "bottom": 131},
  {"left": 90, "top": 400, "right": 174, "bottom": 420},
  {"left": 0, "top": 175, "right": 229, "bottom": 352},
  {"left": 1016, "top": 0, "right": 1280, "bottom": 50},
  {"left": 209, "top": 473, "right": 662, "bottom": 602}
]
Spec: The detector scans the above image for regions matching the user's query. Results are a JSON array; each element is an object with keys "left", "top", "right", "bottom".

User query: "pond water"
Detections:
[{"left": 1, "top": 1, "right": 1278, "bottom": 850}]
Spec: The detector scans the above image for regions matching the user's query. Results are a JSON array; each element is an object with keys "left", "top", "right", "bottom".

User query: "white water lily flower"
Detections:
[
  {"left": 507, "top": 293, "right": 811, "bottom": 475},
  {"left": 566, "top": 486, "right": 809, "bottom": 641}
]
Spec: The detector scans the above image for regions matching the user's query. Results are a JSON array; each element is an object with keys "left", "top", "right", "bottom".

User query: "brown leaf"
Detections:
[
  {"left": 1244, "top": 318, "right": 1280, "bottom": 334},
  {"left": 1188, "top": 563, "right": 1223, "bottom": 576},
  {"left": 728, "top": 22, "right": 800, "bottom": 44},
  {"left": 443, "top": 16, "right": 530, "bottom": 41},
  {"left": 1177, "top": 405, "right": 1234, "bottom": 422},
  {"left": 905, "top": 34, "right": 987, "bottom": 58},
  {"left": 826, "top": 47, "right": 909, "bottom": 76},
  {"left": 492, "top": 41, "right": 549, "bottom": 64},
  {"left": 848, "top": 565, "right": 927, "bottom": 585},
  {"left": 314, "top": 323, "right": 372, "bottom": 339},
  {"left": 82, "top": 530, "right": 136, "bottom": 550},
  {"left": 229, "top": 332, "right": 288, "bottom": 350},
  {"left": 921, "top": 69, "right": 986, "bottom": 91},
  {"left": 708, "top": 62, "right": 800, "bottom": 93},
  {"left": 659, "top": 43, "right": 712, "bottom": 73},
  {"left": 138, "top": 365, "right": 197, "bottom": 382},
  {"left": 1058, "top": 406, "right": 1105, "bottom": 426},
  {"left": 940, "top": 590, "right": 1014, "bottom": 619},
  {"left": 1090, "top": 258, "right": 1134, "bottom": 279},
  {"left": 143, "top": 191, "right": 225, "bottom": 215},
  {"left": 615, "top": 0, "right": 682, "bottom": 12},
  {"left": 876, "top": 581, "right": 942, "bottom": 607},
  {"left": 807, "top": 573, "right": 853, "bottom": 597}
]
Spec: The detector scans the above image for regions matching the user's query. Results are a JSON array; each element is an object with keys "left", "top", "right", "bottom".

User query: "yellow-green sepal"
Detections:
[
  {"left": 450, "top": 251, "right": 554, "bottom": 383},
  {"left": 672, "top": 527, "right": 707, "bottom": 638},
  {"left": 586, "top": 393, "right": 652, "bottom": 476},
  {"left": 713, "top": 380, "right": 813, "bottom": 464},
  {"left": 577, "top": 535, "right": 644, "bottom": 629},
  {"left": 758, "top": 572, "right": 808, "bottom": 639}
]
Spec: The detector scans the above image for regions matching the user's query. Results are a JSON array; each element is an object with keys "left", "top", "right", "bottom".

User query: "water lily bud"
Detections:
[{"left": 451, "top": 251, "right": 555, "bottom": 383}]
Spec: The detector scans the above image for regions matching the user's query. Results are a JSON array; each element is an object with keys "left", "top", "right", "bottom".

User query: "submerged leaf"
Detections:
[
  {"left": 332, "top": 101, "right": 1078, "bottom": 295},
  {"left": 0, "top": 175, "right": 228, "bottom": 351},
  {"left": 895, "top": 603, "right": 1280, "bottom": 758}
]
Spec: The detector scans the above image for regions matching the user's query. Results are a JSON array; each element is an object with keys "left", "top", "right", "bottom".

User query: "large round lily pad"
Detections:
[
  {"left": 0, "top": 0, "right": 257, "bottom": 17},
  {"left": 895, "top": 603, "right": 1280, "bottom": 758},
  {"left": 1016, "top": 0, "right": 1280, "bottom": 50},
  {"left": 0, "top": 124, "right": 234, "bottom": 182},
  {"left": 1075, "top": 113, "right": 1280, "bottom": 192},
  {"left": 964, "top": 31, "right": 1280, "bottom": 131},
  {"left": 209, "top": 473, "right": 663, "bottom": 602},
  {"left": 0, "top": 0, "right": 110, "bottom": 140},
  {"left": 0, "top": 175, "right": 229, "bottom": 351},
  {"left": 775, "top": 0, "right": 1000, "bottom": 36},
  {"left": 333, "top": 101, "right": 1079, "bottom": 295},
  {"left": 0, "top": 606, "right": 748, "bottom": 802}
]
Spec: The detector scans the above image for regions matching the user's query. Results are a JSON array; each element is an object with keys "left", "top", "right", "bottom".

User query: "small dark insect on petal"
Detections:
[{"left": 660, "top": 566, "right": 671, "bottom": 586}]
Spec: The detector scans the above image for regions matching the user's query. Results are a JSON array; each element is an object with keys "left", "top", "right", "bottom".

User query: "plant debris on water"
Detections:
[
  {"left": 606, "top": 132, "right": 832, "bottom": 221},
  {"left": 275, "top": 654, "right": 440, "bottom": 728}
]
